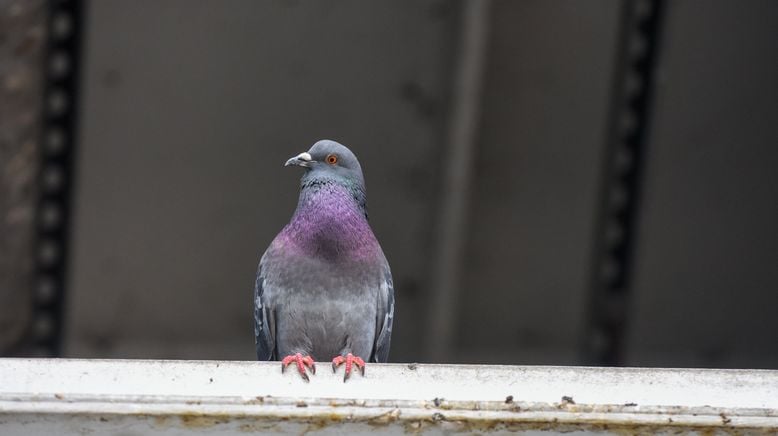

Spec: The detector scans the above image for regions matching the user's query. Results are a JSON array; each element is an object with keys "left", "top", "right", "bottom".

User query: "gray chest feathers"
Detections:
[{"left": 274, "top": 291, "right": 377, "bottom": 360}]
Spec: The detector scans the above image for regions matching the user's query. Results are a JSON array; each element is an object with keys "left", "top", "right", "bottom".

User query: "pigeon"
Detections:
[{"left": 253, "top": 140, "right": 394, "bottom": 382}]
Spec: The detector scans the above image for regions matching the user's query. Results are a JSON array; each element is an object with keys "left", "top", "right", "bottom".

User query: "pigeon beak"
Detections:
[{"left": 285, "top": 152, "right": 314, "bottom": 168}]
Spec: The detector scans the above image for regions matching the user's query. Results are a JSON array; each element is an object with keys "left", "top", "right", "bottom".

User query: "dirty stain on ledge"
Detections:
[
  {"left": 114, "top": 407, "right": 778, "bottom": 435},
  {"left": 58, "top": 397, "right": 778, "bottom": 435},
  {"left": 1, "top": 359, "right": 778, "bottom": 434}
]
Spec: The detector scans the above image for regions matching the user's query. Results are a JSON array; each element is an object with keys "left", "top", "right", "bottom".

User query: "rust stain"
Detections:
[
  {"left": 367, "top": 408, "right": 401, "bottom": 427},
  {"left": 237, "top": 421, "right": 280, "bottom": 432},
  {"left": 63, "top": 397, "right": 778, "bottom": 435},
  {"left": 153, "top": 415, "right": 169, "bottom": 427},
  {"left": 299, "top": 413, "right": 347, "bottom": 435},
  {"left": 179, "top": 413, "right": 230, "bottom": 428}
]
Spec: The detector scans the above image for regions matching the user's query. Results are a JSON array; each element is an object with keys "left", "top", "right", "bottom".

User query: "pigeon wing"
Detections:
[
  {"left": 372, "top": 264, "right": 394, "bottom": 363},
  {"left": 253, "top": 257, "right": 276, "bottom": 361}
]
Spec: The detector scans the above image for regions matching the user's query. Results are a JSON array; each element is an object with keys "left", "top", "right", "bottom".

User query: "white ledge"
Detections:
[{"left": 1, "top": 358, "right": 777, "bottom": 434}]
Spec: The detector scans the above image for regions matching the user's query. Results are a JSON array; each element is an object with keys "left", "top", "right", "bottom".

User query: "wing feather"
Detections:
[
  {"left": 253, "top": 258, "right": 276, "bottom": 360},
  {"left": 372, "top": 266, "right": 394, "bottom": 363}
]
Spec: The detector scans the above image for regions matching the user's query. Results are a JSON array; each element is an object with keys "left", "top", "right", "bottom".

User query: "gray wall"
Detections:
[
  {"left": 457, "top": 0, "right": 620, "bottom": 364},
  {"left": 67, "top": 0, "right": 456, "bottom": 360},
  {"left": 627, "top": 0, "right": 778, "bottom": 368},
  {"left": 59, "top": 0, "right": 778, "bottom": 367}
]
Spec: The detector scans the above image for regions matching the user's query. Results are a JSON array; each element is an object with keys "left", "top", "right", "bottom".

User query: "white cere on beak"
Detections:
[{"left": 285, "top": 152, "right": 315, "bottom": 167}]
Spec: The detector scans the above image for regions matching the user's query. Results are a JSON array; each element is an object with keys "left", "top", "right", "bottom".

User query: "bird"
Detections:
[{"left": 253, "top": 139, "right": 394, "bottom": 382}]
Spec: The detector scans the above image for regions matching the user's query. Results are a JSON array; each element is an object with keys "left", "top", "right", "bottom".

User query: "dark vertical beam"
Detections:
[
  {"left": 425, "top": 0, "right": 490, "bottom": 362},
  {"left": 0, "top": 0, "right": 46, "bottom": 355},
  {"left": 31, "top": 0, "right": 84, "bottom": 356},
  {"left": 583, "top": 0, "right": 665, "bottom": 365}
]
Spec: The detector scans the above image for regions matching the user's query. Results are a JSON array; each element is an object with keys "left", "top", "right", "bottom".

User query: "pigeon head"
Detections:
[{"left": 285, "top": 140, "right": 366, "bottom": 192}]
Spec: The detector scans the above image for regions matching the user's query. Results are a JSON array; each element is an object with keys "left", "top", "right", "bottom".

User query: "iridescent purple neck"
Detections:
[{"left": 277, "top": 181, "right": 379, "bottom": 262}]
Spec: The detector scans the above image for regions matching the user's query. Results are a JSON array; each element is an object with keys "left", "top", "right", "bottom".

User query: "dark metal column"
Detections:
[
  {"left": 31, "top": 0, "right": 83, "bottom": 356},
  {"left": 583, "top": 0, "right": 665, "bottom": 365},
  {"left": 0, "top": 0, "right": 47, "bottom": 356}
]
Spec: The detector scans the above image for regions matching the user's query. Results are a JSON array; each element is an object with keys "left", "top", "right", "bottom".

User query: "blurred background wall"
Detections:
[{"left": 1, "top": 0, "right": 777, "bottom": 368}]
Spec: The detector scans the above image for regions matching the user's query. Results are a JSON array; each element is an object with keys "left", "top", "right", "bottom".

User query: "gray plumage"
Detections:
[{"left": 254, "top": 140, "right": 394, "bottom": 367}]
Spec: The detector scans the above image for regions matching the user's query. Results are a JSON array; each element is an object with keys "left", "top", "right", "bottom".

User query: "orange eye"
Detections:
[{"left": 326, "top": 154, "right": 338, "bottom": 165}]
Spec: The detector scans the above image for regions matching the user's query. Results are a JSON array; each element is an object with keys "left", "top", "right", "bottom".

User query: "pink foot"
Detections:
[
  {"left": 331, "top": 353, "right": 365, "bottom": 382},
  {"left": 281, "top": 353, "right": 316, "bottom": 382}
]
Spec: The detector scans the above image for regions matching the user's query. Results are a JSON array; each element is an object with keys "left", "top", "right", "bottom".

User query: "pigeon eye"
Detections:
[{"left": 326, "top": 154, "right": 338, "bottom": 165}]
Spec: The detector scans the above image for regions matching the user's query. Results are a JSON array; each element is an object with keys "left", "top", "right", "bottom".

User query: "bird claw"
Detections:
[
  {"left": 331, "top": 353, "right": 366, "bottom": 382},
  {"left": 281, "top": 353, "right": 316, "bottom": 381}
]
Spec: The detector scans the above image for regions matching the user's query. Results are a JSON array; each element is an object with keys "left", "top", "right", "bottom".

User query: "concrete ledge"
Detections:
[{"left": 1, "top": 358, "right": 777, "bottom": 434}]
